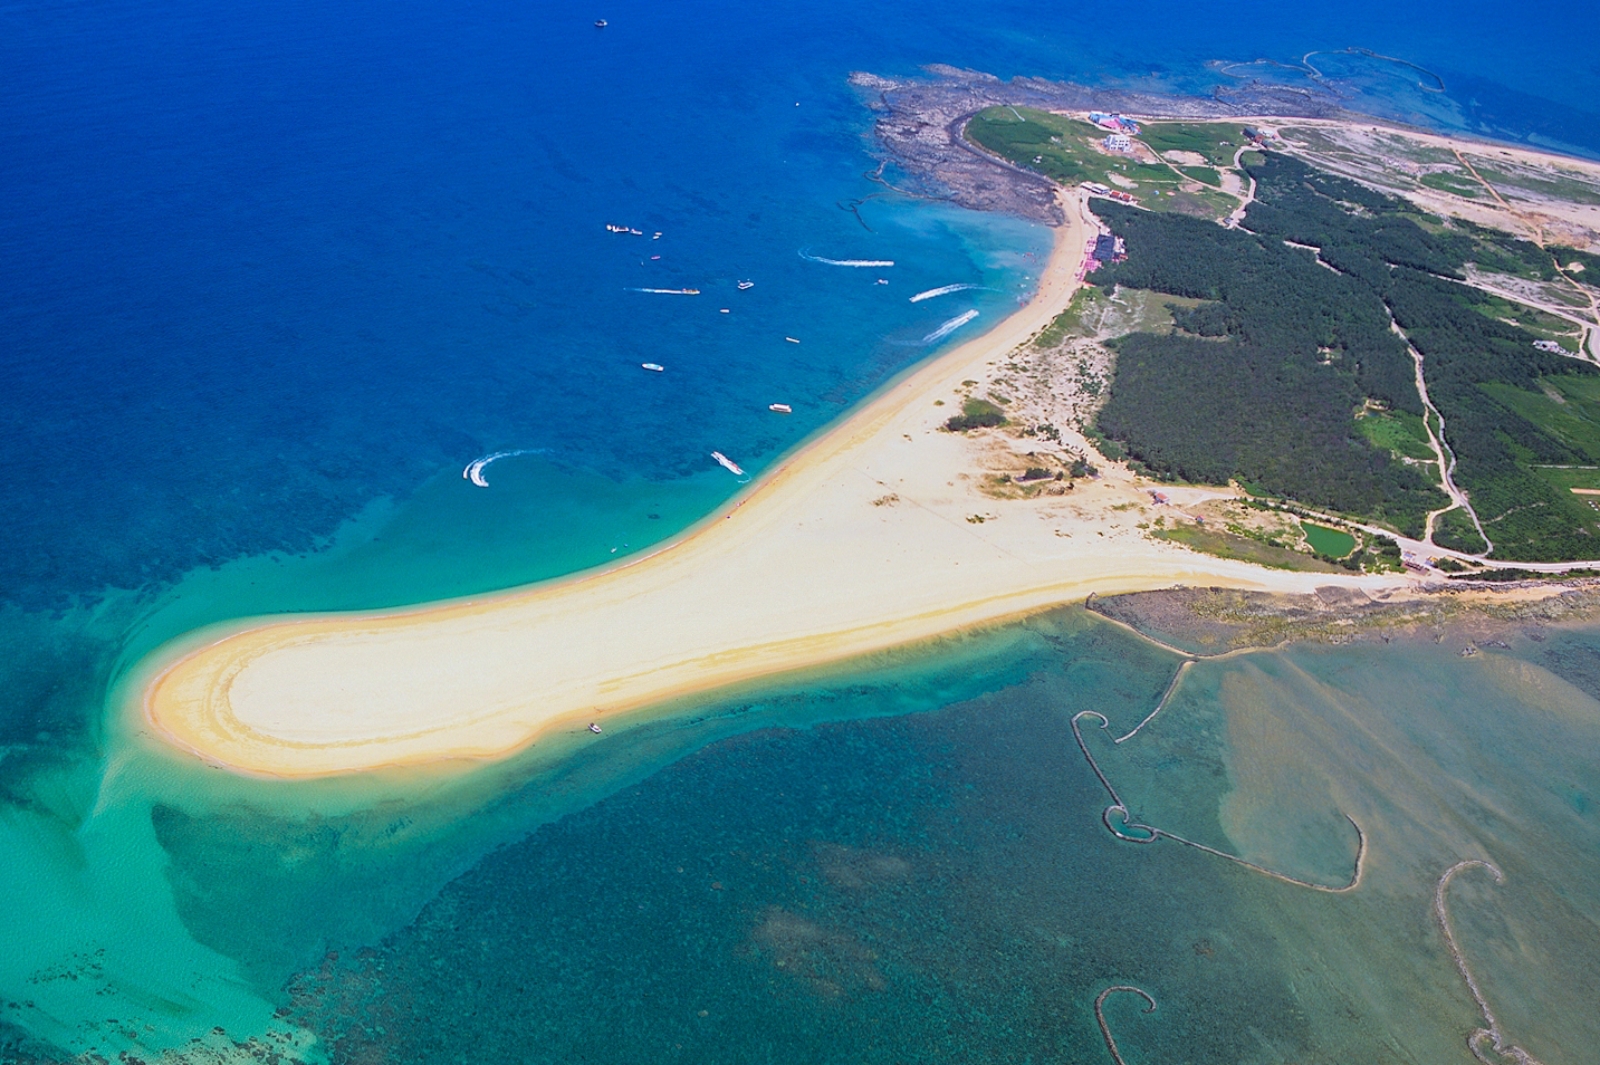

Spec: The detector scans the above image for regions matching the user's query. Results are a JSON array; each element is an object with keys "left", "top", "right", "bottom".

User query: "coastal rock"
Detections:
[{"left": 849, "top": 67, "right": 1350, "bottom": 225}]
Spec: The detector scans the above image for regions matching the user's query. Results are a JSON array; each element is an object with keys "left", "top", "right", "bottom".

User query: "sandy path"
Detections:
[{"left": 143, "top": 189, "right": 1402, "bottom": 777}]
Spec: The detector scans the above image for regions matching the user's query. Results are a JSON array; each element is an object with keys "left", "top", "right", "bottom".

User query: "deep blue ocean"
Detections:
[{"left": 3, "top": 0, "right": 1600, "bottom": 1060}]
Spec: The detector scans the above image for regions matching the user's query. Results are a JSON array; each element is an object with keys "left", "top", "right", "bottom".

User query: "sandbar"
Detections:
[{"left": 144, "top": 188, "right": 1404, "bottom": 777}]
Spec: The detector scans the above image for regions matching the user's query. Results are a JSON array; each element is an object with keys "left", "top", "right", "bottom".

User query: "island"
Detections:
[{"left": 139, "top": 72, "right": 1600, "bottom": 778}]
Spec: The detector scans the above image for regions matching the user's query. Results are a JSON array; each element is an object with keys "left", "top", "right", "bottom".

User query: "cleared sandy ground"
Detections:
[{"left": 144, "top": 189, "right": 1403, "bottom": 776}]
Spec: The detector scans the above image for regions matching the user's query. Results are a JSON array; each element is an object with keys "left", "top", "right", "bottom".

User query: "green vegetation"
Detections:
[
  {"left": 944, "top": 397, "right": 1008, "bottom": 432},
  {"left": 1434, "top": 507, "right": 1488, "bottom": 554},
  {"left": 1033, "top": 286, "right": 1105, "bottom": 348},
  {"left": 963, "top": 108, "right": 1107, "bottom": 186},
  {"left": 1086, "top": 152, "right": 1600, "bottom": 560},
  {"left": 1420, "top": 169, "right": 1485, "bottom": 198},
  {"left": 1300, "top": 521, "right": 1356, "bottom": 557},
  {"left": 1153, "top": 525, "right": 1344, "bottom": 572},
  {"left": 964, "top": 108, "right": 1238, "bottom": 221},
  {"left": 1180, "top": 166, "right": 1223, "bottom": 187},
  {"left": 1089, "top": 195, "right": 1444, "bottom": 536},
  {"left": 969, "top": 125, "right": 1600, "bottom": 561},
  {"left": 1357, "top": 409, "right": 1435, "bottom": 460},
  {"left": 1455, "top": 218, "right": 1563, "bottom": 281},
  {"left": 1136, "top": 122, "right": 1241, "bottom": 166}
]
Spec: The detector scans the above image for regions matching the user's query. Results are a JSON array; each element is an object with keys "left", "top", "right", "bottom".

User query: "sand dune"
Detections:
[{"left": 144, "top": 190, "right": 1401, "bottom": 777}]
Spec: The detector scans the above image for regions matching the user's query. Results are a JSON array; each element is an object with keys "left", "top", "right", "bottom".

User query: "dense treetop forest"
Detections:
[{"left": 1088, "top": 153, "right": 1600, "bottom": 561}]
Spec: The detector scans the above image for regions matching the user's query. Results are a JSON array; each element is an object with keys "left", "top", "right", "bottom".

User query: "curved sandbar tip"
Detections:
[{"left": 141, "top": 190, "right": 1402, "bottom": 778}]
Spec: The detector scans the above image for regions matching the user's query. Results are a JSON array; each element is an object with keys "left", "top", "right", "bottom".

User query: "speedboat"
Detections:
[
  {"left": 641, "top": 362, "right": 664, "bottom": 372},
  {"left": 594, "top": 19, "right": 607, "bottom": 28},
  {"left": 737, "top": 280, "right": 755, "bottom": 290}
]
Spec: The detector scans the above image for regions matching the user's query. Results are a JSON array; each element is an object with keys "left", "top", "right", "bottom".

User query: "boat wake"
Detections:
[
  {"left": 909, "top": 283, "right": 981, "bottom": 303},
  {"left": 627, "top": 287, "right": 701, "bottom": 295},
  {"left": 799, "top": 250, "right": 895, "bottom": 268},
  {"left": 462, "top": 449, "right": 547, "bottom": 488},
  {"left": 922, "top": 309, "right": 979, "bottom": 344}
]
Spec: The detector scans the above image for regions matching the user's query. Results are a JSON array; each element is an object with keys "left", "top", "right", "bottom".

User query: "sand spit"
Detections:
[{"left": 143, "top": 190, "right": 1401, "bottom": 777}]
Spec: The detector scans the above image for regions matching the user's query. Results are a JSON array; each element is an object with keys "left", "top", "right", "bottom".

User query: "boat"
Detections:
[
  {"left": 588, "top": 722, "right": 603, "bottom": 733},
  {"left": 784, "top": 336, "right": 799, "bottom": 343},
  {"left": 769, "top": 403, "right": 792, "bottom": 414},
  {"left": 737, "top": 280, "right": 754, "bottom": 290},
  {"left": 711, "top": 451, "right": 745, "bottom": 476},
  {"left": 876, "top": 278, "right": 889, "bottom": 285},
  {"left": 594, "top": 19, "right": 607, "bottom": 28},
  {"left": 641, "top": 362, "right": 664, "bottom": 372}
]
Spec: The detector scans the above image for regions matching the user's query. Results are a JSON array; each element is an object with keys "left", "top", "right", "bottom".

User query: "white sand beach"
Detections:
[{"left": 144, "top": 188, "right": 1405, "bottom": 776}]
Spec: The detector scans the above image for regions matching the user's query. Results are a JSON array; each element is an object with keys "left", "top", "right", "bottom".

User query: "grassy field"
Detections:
[
  {"left": 1154, "top": 525, "right": 1344, "bottom": 572},
  {"left": 1481, "top": 376, "right": 1600, "bottom": 459},
  {"left": 1420, "top": 169, "right": 1485, "bottom": 198},
  {"left": 963, "top": 108, "right": 1241, "bottom": 221},
  {"left": 1356, "top": 409, "right": 1436, "bottom": 461},
  {"left": 1532, "top": 465, "right": 1600, "bottom": 493},
  {"left": 1137, "top": 122, "right": 1242, "bottom": 166},
  {"left": 964, "top": 108, "right": 1106, "bottom": 185},
  {"left": 1300, "top": 521, "right": 1357, "bottom": 557}
]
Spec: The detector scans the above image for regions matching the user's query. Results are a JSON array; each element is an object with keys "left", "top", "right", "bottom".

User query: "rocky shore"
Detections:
[
  {"left": 1087, "top": 583, "right": 1600, "bottom": 656},
  {"left": 849, "top": 65, "right": 1350, "bottom": 225}
]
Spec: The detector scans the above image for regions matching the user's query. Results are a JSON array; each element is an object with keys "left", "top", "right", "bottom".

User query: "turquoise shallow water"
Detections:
[
  {"left": 19, "top": 610, "right": 1583, "bottom": 1063},
  {"left": 5, "top": 0, "right": 1600, "bottom": 1058}
]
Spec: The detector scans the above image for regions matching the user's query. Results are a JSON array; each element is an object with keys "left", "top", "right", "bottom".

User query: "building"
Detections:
[
  {"left": 1088, "top": 112, "right": 1142, "bottom": 135},
  {"left": 1103, "top": 133, "right": 1133, "bottom": 153},
  {"left": 1093, "top": 234, "right": 1126, "bottom": 263},
  {"left": 1533, "top": 339, "right": 1565, "bottom": 353}
]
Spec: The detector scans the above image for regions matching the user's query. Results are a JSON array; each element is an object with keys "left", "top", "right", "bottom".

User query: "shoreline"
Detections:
[{"left": 142, "top": 185, "right": 1407, "bottom": 778}]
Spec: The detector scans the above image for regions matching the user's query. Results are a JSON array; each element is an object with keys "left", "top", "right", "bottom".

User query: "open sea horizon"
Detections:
[{"left": 3, "top": 0, "right": 1599, "bottom": 1059}]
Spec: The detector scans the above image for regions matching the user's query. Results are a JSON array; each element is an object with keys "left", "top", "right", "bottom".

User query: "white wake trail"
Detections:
[
  {"left": 922, "top": 309, "right": 979, "bottom": 343},
  {"left": 462, "top": 449, "right": 546, "bottom": 488},
  {"left": 799, "top": 251, "right": 895, "bottom": 268},
  {"left": 909, "top": 283, "right": 980, "bottom": 303}
]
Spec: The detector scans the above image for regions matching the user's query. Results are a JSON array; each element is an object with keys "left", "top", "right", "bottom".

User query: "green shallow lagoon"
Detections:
[{"left": 6, "top": 606, "right": 1600, "bottom": 1062}]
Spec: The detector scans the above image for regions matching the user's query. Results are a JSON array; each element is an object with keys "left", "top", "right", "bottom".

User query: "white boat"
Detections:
[
  {"left": 784, "top": 336, "right": 799, "bottom": 343},
  {"left": 769, "top": 403, "right": 792, "bottom": 414},
  {"left": 711, "top": 451, "right": 745, "bottom": 476},
  {"left": 737, "top": 280, "right": 755, "bottom": 290},
  {"left": 641, "top": 362, "right": 664, "bottom": 372}
]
